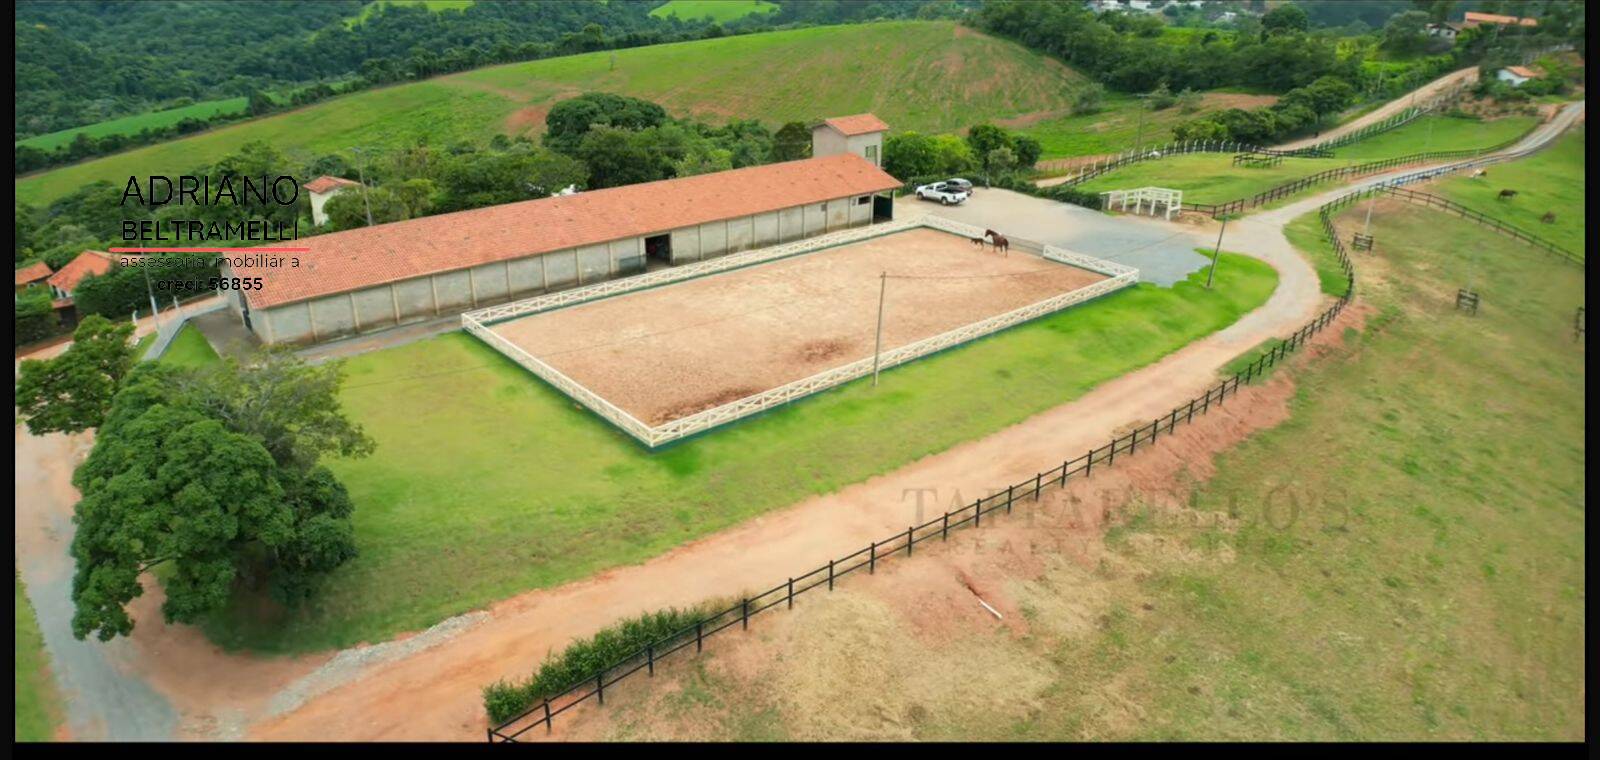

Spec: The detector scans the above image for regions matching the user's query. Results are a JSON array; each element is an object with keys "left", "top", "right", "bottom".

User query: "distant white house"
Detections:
[
  {"left": 810, "top": 114, "right": 889, "bottom": 168},
  {"left": 1426, "top": 22, "right": 1461, "bottom": 39},
  {"left": 304, "top": 175, "right": 362, "bottom": 226},
  {"left": 1497, "top": 65, "right": 1540, "bottom": 87}
]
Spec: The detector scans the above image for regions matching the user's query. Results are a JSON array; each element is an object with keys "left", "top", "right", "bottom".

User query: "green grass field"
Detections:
[
  {"left": 15, "top": 572, "right": 64, "bottom": 742},
  {"left": 347, "top": 0, "right": 474, "bottom": 27},
  {"left": 564, "top": 198, "right": 1586, "bottom": 742},
  {"left": 202, "top": 255, "right": 1279, "bottom": 652},
  {"left": 1074, "top": 203, "right": 1583, "bottom": 739},
  {"left": 1021, "top": 92, "right": 1277, "bottom": 161},
  {"left": 1077, "top": 153, "right": 1349, "bottom": 205},
  {"left": 16, "top": 21, "right": 1082, "bottom": 206},
  {"left": 15, "top": 97, "right": 249, "bottom": 152},
  {"left": 1428, "top": 126, "right": 1584, "bottom": 255},
  {"left": 158, "top": 324, "right": 222, "bottom": 369},
  {"left": 650, "top": 0, "right": 777, "bottom": 23},
  {"left": 1331, "top": 114, "right": 1539, "bottom": 159}
]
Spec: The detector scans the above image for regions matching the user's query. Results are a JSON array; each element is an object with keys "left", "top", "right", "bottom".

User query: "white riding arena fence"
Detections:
[{"left": 463, "top": 216, "right": 1139, "bottom": 448}]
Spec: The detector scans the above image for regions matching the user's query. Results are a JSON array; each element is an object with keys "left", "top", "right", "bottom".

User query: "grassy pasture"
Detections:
[
  {"left": 201, "top": 255, "right": 1279, "bottom": 652},
  {"left": 552, "top": 202, "right": 1587, "bottom": 742},
  {"left": 1020, "top": 92, "right": 1278, "bottom": 161},
  {"left": 159, "top": 324, "right": 222, "bottom": 369},
  {"left": 1427, "top": 126, "right": 1584, "bottom": 255},
  {"left": 347, "top": 0, "right": 474, "bottom": 27},
  {"left": 1076, "top": 154, "right": 1349, "bottom": 205},
  {"left": 15, "top": 572, "right": 64, "bottom": 742},
  {"left": 16, "top": 21, "right": 1083, "bottom": 206},
  {"left": 1330, "top": 113, "right": 1539, "bottom": 159},
  {"left": 650, "top": 1, "right": 778, "bottom": 23},
  {"left": 15, "top": 97, "right": 249, "bottom": 152}
]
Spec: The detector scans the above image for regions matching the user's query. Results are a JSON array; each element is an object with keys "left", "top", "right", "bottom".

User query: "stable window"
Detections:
[
  {"left": 864, "top": 145, "right": 879, "bottom": 165},
  {"left": 856, "top": 195, "right": 871, "bottom": 205}
]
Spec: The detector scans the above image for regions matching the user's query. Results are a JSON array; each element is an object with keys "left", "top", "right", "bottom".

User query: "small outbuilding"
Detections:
[
  {"left": 1497, "top": 65, "right": 1541, "bottom": 87},
  {"left": 811, "top": 114, "right": 890, "bottom": 168},
  {"left": 15, "top": 261, "right": 53, "bottom": 293},
  {"left": 304, "top": 175, "right": 363, "bottom": 226}
]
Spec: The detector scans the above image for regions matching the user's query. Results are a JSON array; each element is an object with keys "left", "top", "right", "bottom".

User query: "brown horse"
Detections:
[
  {"left": 984, "top": 229, "right": 1010, "bottom": 255},
  {"left": 970, "top": 236, "right": 986, "bottom": 248}
]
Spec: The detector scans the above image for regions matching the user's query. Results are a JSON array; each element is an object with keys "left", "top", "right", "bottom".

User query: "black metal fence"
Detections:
[{"left": 484, "top": 192, "right": 1368, "bottom": 744}]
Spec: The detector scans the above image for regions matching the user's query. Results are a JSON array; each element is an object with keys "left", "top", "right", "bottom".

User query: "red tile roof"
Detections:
[
  {"left": 821, "top": 113, "right": 891, "bottom": 137},
  {"left": 1504, "top": 65, "right": 1540, "bottom": 78},
  {"left": 1464, "top": 11, "right": 1538, "bottom": 27},
  {"left": 15, "top": 261, "right": 53, "bottom": 286},
  {"left": 46, "top": 251, "right": 116, "bottom": 295},
  {"left": 239, "top": 153, "right": 900, "bottom": 309},
  {"left": 304, "top": 176, "right": 361, "bottom": 194}
]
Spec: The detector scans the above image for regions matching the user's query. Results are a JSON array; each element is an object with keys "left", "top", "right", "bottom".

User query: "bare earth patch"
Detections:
[{"left": 488, "top": 228, "right": 1107, "bottom": 426}]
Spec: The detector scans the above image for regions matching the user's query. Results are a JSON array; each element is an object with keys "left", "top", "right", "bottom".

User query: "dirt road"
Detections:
[
  {"left": 16, "top": 99, "right": 1578, "bottom": 743},
  {"left": 1274, "top": 67, "right": 1479, "bottom": 151}
]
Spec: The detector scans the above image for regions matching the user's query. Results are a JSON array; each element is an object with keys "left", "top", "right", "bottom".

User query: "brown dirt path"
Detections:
[{"left": 1274, "top": 67, "right": 1479, "bottom": 151}]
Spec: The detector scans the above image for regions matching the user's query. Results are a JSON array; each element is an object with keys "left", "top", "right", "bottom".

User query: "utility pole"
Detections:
[
  {"left": 872, "top": 271, "right": 887, "bottom": 387},
  {"left": 140, "top": 257, "right": 161, "bottom": 333},
  {"left": 1206, "top": 216, "right": 1228, "bottom": 289},
  {"left": 352, "top": 146, "right": 376, "bottom": 227}
]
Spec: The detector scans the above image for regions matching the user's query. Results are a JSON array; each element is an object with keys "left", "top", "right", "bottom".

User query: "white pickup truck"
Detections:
[{"left": 914, "top": 181, "right": 971, "bottom": 205}]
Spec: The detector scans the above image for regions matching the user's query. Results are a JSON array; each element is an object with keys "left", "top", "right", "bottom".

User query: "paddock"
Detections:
[{"left": 467, "top": 220, "right": 1137, "bottom": 446}]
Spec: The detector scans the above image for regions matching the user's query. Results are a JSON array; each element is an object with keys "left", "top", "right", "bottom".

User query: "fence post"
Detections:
[
  {"left": 787, "top": 577, "right": 794, "bottom": 609},
  {"left": 974, "top": 499, "right": 982, "bottom": 528},
  {"left": 1150, "top": 417, "right": 1159, "bottom": 445},
  {"left": 1034, "top": 472, "right": 1043, "bottom": 500},
  {"left": 597, "top": 672, "right": 605, "bottom": 706},
  {"left": 1006, "top": 484, "right": 1015, "bottom": 514},
  {"left": 742, "top": 597, "right": 749, "bottom": 630},
  {"left": 544, "top": 700, "right": 553, "bottom": 734},
  {"left": 1085, "top": 448, "right": 1094, "bottom": 477},
  {"left": 906, "top": 526, "right": 914, "bottom": 556},
  {"left": 869, "top": 541, "right": 877, "bottom": 573},
  {"left": 648, "top": 644, "right": 655, "bottom": 676},
  {"left": 696, "top": 620, "right": 704, "bottom": 652},
  {"left": 942, "top": 513, "right": 949, "bottom": 540},
  {"left": 1060, "top": 460, "right": 1069, "bottom": 486},
  {"left": 1109, "top": 436, "right": 1117, "bottom": 465}
]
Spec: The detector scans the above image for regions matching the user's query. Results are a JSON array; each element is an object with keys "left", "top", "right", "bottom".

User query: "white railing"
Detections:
[{"left": 465, "top": 216, "right": 1140, "bottom": 448}]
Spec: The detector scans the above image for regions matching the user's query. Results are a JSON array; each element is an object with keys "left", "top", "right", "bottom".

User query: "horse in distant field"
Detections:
[
  {"left": 1498, "top": 188, "right": 1518, "bottom": 201},
  {"left": 1470, "top": 168, "right": 1488, "bottom": 178},
  {"left": 1541, "top": 211, "right": 1557, "bottom": 224},
  {"left": 971, "top": 236, "right": 987, "bottom": 248},
  {"left": 984, "top": 229, "right": 1010, "bottom": 255}
]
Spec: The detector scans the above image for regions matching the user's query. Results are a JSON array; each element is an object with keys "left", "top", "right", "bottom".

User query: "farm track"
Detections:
[{"left": 12, "top": 93, "right": 1580, "bottom": 741}]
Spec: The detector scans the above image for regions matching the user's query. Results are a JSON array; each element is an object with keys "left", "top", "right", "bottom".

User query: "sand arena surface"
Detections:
[{"left": 487, "top": 228, "right": 1107, "bottom": 425}]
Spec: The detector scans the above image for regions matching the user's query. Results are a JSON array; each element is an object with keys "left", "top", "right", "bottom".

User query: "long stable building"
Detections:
[{"left": 228, "top": 150, "right": 900, "bottom": 345}]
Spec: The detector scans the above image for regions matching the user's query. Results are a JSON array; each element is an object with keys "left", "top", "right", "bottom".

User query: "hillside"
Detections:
[{"left": 15, "top": 21, "right": 1084, "bottom": 206}]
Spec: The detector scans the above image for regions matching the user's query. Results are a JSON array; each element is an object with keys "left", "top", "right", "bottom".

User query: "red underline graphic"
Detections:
[{"left": 109, "top": 247, "right": 310, "bottom": 253}]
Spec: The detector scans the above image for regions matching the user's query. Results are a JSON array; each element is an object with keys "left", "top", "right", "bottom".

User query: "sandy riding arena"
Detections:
[{"left": 486, "top": 228, "right": 1108, "bottom": 426}]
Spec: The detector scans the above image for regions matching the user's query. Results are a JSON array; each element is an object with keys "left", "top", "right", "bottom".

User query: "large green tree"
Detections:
[
  {"left": 15, "top": 315, "right": 136, "bottom": 435},
  {"left": 69, "top": 355, "right": 370, "bottom": 641}
]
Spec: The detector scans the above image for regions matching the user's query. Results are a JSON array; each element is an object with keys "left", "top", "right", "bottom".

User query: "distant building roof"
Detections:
[
  {"left": 1504, "top": 65, "right": 1541, "bottom": 78},
  {"left": 15, "top": 261, "right": 53, "bottom": 286},
  {"left": 238, "top": 153, "right": 901, "bottom": 310},
  {"left": 46, "top": 251, "right": 116, "bottom": 294},
  {"left": 1463, "top": 11, "right": 1539, "bottom": 28},
  {"left": 818, "top": 114, "right": 891, "bottom": 137},
  {"left": 304, "top": 176, "right": 362, "bottom": 194}
]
